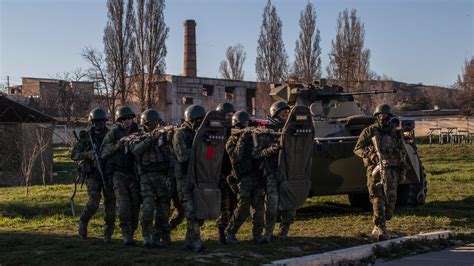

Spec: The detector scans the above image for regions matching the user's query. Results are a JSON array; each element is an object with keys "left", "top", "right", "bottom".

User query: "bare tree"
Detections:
[
  {"left": 219, "top": 43, "right": 246, "bottom": 80},
  {"left": 256, "top": 0, "right": 288, "bottom": 83},
  {"left": 82, "top": 47, "right": 118, "bottom": 121},
  {"left": 104, "top": 0, "right": 135, "bottom": 105},
  {"left": 326, "top": 9, "right": 373, "bottom": 85},
  {"left": 21, "top": 127, "right": 50, "bottom": 196},
  {"left": 293, "top": 2, "right": 322, "bottom": 83},
  {"left": 131, "top": 0, "right": 169, "bottom": 111},
  {"left": 55, "top": 69, "right": 89, "bottom": 124}
]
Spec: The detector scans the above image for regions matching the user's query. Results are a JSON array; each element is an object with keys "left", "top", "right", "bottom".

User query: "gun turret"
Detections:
[{"left": 270, "top": 79, "right": 397, "bottom": 106}]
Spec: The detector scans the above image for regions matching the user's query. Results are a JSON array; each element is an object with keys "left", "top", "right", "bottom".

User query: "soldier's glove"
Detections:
[
  {"left": 85, "top": 150, "right": 95, "bottom": 160},
  {"left": 114, "top": 139, "right": 126, "bottom": 151},
  {"left": 267, "top": 144, "right": 282, "bottom": 155},
  {"left": 369, "top": 153, "right": 377, "bottom": 164}
]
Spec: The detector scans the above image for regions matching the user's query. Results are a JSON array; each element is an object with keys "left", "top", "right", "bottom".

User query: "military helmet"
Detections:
[
  {"left": 216, "top": 102, "right": 235, "bottom": 114},
  {"left": 373, "top": 104, "right": 393, "bottom": 117},
  {"left": 232, "top": 111, "right": 251, "bottom": 127},
  {"left": 184, "top": 104, "right": 206, "bottom": 122},
  {"left": 88, "top": 107, "right": 108, "bottom": 121},
  {"left": 115, "top": 106, "right": 136, "bottom": 121},
  {"left": 140, "top": 109, "right": 161, "bottom": 125},
  {"left": 270, "top": 101, "right": 290, "bottom": 118}
]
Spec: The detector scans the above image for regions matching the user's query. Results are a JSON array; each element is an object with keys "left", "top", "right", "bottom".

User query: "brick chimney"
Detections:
[{"left": 183, "top": 20, "right": 197, "bottom": 77}]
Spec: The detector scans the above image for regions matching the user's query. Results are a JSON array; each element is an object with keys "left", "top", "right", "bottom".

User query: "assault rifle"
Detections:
[
  {"left": 123, "top": 125, "right": 175, "bottom": 153},
  {"left": 371, "top": 135, "right": 389, "bottom": 204},
  {"left": 88, "top": 131, "right": 107, "bottom": 191},
  {"left": 70, "top": 130, "right": 84, "bottom": 217}
]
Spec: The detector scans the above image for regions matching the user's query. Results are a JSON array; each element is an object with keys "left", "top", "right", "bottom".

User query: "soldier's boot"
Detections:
[
  {"left": 123, "top": 233, "right": 136, "bottom": 246},
  {"left": 259, "top": 230, "right": 273, "bottom": 244},
  {"left": 78, "top": 220, "right": 87, "bottom": 238},
  {"left": 377, "top": 226, "right": 389, "bottom": 241},
  {"left": 218, "top": 227, "right": 227, "bottom": 245},
  {"left": 225, "top": 231, "right": 239, "bottom": 245},
  {"left": 143, "top": 236, "right": 154, "bottom": 248},
  {"left": 371, "top": 225, "right": 388, "bottom": 241},
  {"left": 279, "top": 225, "right": 289, "bottom": 239},
  {"left": 193, "top": 239, "right": 206, "bottom": 253},
  {"left": 161, "top": 233, "right": 171, "bottom": 246},
  {"left": 104, "top": 224, "right": 114, "bottom": 243},
  {"left": 183, "top": 234, "right": 193, "bottom": 251}
]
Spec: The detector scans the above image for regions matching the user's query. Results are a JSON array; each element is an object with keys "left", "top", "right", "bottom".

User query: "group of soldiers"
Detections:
[{"left": 71, "top": 100, "right": 406, "bottom": 251}]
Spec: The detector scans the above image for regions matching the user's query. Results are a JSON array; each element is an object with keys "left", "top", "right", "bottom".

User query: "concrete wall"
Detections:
[
  {"left": 0, "top": 123, "right": 54, "bottom": 187},
  {"left": 403, "top": 116, "right": 474, "bottom": 137}
]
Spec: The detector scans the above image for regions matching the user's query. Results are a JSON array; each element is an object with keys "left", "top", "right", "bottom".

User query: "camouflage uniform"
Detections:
[
  {"left": 71, "top": 127, "right": 116, "bottom": 240},
  {"left": 172, "top": 121, "right": 204, "bottom": 250},
  {"left": 169, "top": 176, "right": 186, "bottom": 230},
  {"left": 101, "top": 123, "right": 140, "bottom": 242},
  {"left": 129, "top": 128, "right": 175, "bottom": 246},
  {"left": 225, "top": 132, "right": 265, "bottom": 242},
  {"left": 354, "top": 123, "right": 407, "bottom": 236},
  {"left": 252, "top": 125, "right": 296, "bottom": 241},
  {"left": 216, "top": 132, "right": 238, "bottom": 243}
]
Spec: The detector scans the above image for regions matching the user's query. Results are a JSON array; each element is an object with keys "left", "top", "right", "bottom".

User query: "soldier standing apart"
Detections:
[
  {"left": 128, "top": 109, "right": 174, "bottom": 247},
  {"left": 225, "top": 111, "right": 265, "bottom": 244},
  {"left": 71, "top": 108, "right": 116, "bottom": 243},
  {"left": 252, "top": 101, "right": 294, "bottom": 243},
  {"left": 172, "top": 104, "right": 206, "bottom": 252},
  {"left": 354, "top": 104, "right": 408, "bottom": 241},
  {"left": 215, "top": 102, "right": 237, "bottom": 245},
  {"left": 101, "top": 106, "right": 140, "bottom": 245}
]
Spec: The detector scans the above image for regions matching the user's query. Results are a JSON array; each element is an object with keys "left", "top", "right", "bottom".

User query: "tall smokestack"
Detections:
[{"left": 183, "top": 20, "right": 197, "bottom": 77}]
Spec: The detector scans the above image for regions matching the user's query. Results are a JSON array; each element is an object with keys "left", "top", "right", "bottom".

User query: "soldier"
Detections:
[
  {"left": 252, "top": 101, "right": 294, "bottom": 243},
  {"left": 101, "top": 106, "right": 140, "bottom": 245},
  {"left": 215, "top": 102, "right": 237, "bottom": 244},
  {"left": 224, "top": 111, "right": 265, "bottom": 244},
  {"left": 172, "top": 104, "right": 206, "bottom": 252},
  {"left": 354, "top": 104, "right": 408, "bottom": 241},
  {"left": 128, "top": 109, "right": 174, "bottom": 247},
  {"left": 71, "top": 107, "right": 115, "bottom": 243}
]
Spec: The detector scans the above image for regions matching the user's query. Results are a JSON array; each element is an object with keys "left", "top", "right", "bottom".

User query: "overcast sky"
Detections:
[{"left": 0, "top": 0, "right": 472, "bottom": 87}]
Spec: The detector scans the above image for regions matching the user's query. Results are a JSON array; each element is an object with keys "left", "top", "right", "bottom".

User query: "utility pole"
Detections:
[{"left": 6, "top": 75, "right": 10, "bottom": 88}]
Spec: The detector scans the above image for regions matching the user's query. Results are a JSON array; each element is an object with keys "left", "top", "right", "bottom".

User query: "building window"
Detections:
[
  {"left": 246, "top": 88, "right": 256, "bottom": 116},
  {"left": 225, "top": 86, "right": 235, "bottom": 100},
  {"left": 202, "top": 84, "right": 214, "bottom": 96},
  {"left": 182, "top": 97, "right": 193, "bottom": 105}
]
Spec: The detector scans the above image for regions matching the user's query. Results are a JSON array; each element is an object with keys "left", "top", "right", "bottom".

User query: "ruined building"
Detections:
[{"left": 128, "top": 20, "right": 271, "bottom": 124}]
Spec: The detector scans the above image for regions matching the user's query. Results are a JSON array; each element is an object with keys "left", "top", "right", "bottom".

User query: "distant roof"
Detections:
[
  {"left": 22, "top": 77, "right": 59, "bottom": 83},
  {"left": 0, "top": 93, "right": 56, "bottom": 123}
]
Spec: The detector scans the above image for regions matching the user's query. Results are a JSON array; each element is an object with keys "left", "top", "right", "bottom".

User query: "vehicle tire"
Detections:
[
  {"left": 348, "top": 193, "right": 372, "bottom": 211},
  {"left": 397, "top": 165, "right": 427, "bottom": 207}
]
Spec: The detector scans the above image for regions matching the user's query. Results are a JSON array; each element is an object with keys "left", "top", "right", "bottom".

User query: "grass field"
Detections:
[{"left": 0, "top": 144, "right": 473, "bottom": 264}]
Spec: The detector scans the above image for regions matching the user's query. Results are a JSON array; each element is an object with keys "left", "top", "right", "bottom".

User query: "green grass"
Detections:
[{"left": 0, "top": 144, "right": 473, "bottom": 264}]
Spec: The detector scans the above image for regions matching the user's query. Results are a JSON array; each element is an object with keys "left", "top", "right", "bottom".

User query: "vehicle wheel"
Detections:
[
  {"left": 348, "top": 193, "right": 371, "bottom": 211},
  {"left": 397, "top": 165, "right": 427, "bottom": 207}
]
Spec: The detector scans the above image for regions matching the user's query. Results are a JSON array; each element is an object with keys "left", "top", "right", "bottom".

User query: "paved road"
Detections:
[{"left": 377, "top": 244, "right": 474, "bottom": 266}]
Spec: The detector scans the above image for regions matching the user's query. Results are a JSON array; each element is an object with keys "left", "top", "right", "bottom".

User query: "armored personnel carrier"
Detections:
[{"left": 270, "top": 79, "right": 427, "bottom": 209}]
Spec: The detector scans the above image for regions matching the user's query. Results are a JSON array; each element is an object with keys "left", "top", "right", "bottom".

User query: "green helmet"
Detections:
[
  {"left": 140, "top": 109, "right": 161, "bottom": 125},
  {"left": 373, "top": 104, "right": 393, "bottom": 117},
  {"left": 216, "top": 102, "right": 235, "bottom": 114},
  {"left": 232, "top": 111, "right": 250, "bottom": 127},
  {"left": 184, "top": 104, "right": 206, "bottom": 122},
  {"left": 115, "top": 106, "right": 136, "bottom": 121},
  {"left": 270, "top": 101, "right": 290, "bottom": 118},
  {"left": 88, "top": 107, "right": 108, "bottom": 121}
]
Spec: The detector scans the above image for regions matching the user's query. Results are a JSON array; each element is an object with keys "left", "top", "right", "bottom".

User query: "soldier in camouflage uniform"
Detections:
[
  {"left": 225, "top": 111, "right": 265, "bottom": 244},
  {"left": 71, "top": 108, "right": 115, "bottom": 243},
  {"left": 128, "top": 109, "right": 174, "bottom": 247},
  {"left": 252, "top": 101, "right": 295, "bottom": 243},
  {"left": 172, "top": 104, "right": 207, "bottom": 252},
  {"left": 215, "top": 102, "right": 238, "bottom": 245},
  {"left": 101, "top": 106, "right": 140, "bottom": 245},
  {"left": 354, "top": 104, "right": 408, "bottom": 241}
]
